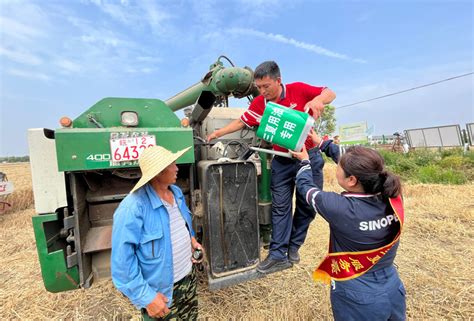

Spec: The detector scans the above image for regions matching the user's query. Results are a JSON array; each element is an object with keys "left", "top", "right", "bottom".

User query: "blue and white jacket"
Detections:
[{"left": 111, "top": 183, "right": 194, "bottom": 308}]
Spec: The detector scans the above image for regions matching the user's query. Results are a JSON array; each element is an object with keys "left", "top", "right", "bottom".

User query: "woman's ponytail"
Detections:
[
  {"left": 382, "top": 172, "right": 402, "bottom": 198},
  {"left": 340, "top": 147, "right": 402, "bottom": 198}
]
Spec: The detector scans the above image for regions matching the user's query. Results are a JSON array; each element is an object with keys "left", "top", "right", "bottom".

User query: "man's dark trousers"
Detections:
[{"left": 269, "top": 148, "right": 324, "bottom": 260}]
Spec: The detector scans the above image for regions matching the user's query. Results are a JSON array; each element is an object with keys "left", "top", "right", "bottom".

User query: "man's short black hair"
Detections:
[{"left": 254, "top": 61, "right": 281, "bottom": 80}]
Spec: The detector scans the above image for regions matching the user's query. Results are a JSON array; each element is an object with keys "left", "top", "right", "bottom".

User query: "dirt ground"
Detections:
[{"left": 0, "top": 162, "right": 473, "bottom": 320}]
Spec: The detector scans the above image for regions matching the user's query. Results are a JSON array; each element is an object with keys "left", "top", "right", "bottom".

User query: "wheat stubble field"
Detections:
[{"left": 0, "top": 162, "right": 473, "bottom": 320}]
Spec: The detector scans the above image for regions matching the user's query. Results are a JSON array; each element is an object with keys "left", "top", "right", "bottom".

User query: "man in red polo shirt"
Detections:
[{"left": 207, "top": 61, "right": 336, "bottom": 274}]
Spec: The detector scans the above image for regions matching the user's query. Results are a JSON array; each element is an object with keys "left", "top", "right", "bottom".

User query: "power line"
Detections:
[{"left": 336, "top": 72, "right": 473, "bottom": 110}]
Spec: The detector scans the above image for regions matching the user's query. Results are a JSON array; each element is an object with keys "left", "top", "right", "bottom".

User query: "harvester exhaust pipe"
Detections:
[{"left": 189, "top": 91, "right": 216, "bottom": 126}]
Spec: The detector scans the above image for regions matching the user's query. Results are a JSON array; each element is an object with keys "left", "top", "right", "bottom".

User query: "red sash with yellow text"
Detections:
[{"left": 313, "top": 195, "right": 404, "bottom": 284}]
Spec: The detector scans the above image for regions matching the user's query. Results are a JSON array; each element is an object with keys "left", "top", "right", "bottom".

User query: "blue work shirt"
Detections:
[
  {"left": 111, "top": 183, "right": 195, "bottom": 309},
  {"left": 296, "top": 160, "right": 400, "bottom": 270}
]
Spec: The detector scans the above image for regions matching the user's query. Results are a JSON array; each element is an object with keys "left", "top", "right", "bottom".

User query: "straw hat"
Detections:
[{"left": 130, "top": 145, "right": 191, "bottom": 193}]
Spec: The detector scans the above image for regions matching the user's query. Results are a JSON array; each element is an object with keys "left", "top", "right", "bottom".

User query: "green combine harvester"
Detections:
[{"left": 28, "top": 56, "right": 273, "bottom": 292}]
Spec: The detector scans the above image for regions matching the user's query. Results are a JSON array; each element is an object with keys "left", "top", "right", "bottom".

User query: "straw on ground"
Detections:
[{"left": 0, "top": 162, "right": 472, "bottom": 320}]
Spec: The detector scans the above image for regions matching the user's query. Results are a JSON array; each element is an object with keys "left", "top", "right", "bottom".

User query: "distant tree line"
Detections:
[{"left": 0, "top": 156, "right": 30, "bottom": 163}]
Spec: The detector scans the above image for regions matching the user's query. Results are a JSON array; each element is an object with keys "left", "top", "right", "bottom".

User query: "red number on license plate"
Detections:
[{"left": 110, "top": 136, "right": 156, "bottom": 162}]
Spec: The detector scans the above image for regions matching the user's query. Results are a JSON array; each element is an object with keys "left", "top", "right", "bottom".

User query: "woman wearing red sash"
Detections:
[{"left": 292, "top": 134, "right": 406, "bottom": 321}]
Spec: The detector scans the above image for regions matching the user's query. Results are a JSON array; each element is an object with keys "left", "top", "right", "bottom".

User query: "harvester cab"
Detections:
[{"left": 28, "top": 56, "right": 273, "bottom": 293}]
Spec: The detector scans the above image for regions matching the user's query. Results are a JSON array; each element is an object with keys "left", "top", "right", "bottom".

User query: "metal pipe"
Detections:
[
  {"left": 164, "top": 61, "right": 258, "bottom": 112},
  {"left": 258, "top": 152, "right": 272, "bottom": 242},
  {"left": 165, "top": 82, "right": 208, "bottom": 112},
  {"left": 250, "top": 147, "right": 292, "bottom": 158},
  {"left": 258, "top": 152, "right": 272, "bottom": 204}
]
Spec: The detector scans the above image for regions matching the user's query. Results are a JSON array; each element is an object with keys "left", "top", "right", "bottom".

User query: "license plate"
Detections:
[{"left": 110, "top": 135, "right": 156, "bottom": 162}]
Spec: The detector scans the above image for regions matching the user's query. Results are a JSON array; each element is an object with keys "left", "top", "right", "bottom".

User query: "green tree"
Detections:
[
  {"left": 0, "top": 156, "right": 30, "bottom": 163},
  {"left": 313, "top": 104, "right": 336, "bottom": 136}
]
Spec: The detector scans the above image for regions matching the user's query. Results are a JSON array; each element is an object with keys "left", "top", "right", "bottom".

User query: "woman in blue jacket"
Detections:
[{"left": 291, "top": 139, "right": 406, "bottom": 321}]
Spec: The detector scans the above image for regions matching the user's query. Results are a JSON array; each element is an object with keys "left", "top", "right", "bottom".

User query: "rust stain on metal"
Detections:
[{"left": 56, "top": 272, "right": 78, "bottom": 286}]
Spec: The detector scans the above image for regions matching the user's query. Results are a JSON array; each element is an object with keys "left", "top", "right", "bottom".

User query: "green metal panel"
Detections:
[
  {"left": 72, "top": 98, "right": 180, "bottom": 128},
  {"left": 55, "top": 128, "right": 194, "bottom": 171},
  {"left": 32, "top": 213, "right": 80, "bottom": 293}
]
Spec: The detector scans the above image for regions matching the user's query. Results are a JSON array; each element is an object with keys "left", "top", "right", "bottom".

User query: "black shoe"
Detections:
[
  {"left": 288, "top": 248, "right": 300, "bottom": 264},
  {"left": 257, "top": 255, "right": 292, "bottom": 274}
]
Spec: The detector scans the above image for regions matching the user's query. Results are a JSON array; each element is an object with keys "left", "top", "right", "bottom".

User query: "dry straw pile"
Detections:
[{"left": 0, "top": 162, "right": 473, "bottom": 320}]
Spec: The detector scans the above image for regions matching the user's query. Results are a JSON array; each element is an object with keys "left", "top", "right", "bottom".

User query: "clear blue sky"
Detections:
[{"left": 1, "top": 0, "right": 472, "bottom": 156}]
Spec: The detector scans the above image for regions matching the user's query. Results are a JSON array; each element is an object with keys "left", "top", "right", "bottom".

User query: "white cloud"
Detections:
[
  {"left": 139, "top": 1, "right": 172, "bottom": 32},
  {"left": 84, "top": 0, "right": 102, "bottom": 5},
  {"left": 191, "top": 0, "right": 223, "bottom": 29},
  {"left": 67, "top": 13, "right": 163, "bottom": 76},
  {"left": 0, "top": 16, "right": 45, "bottom": 42},
  {"left": 232, "top": 0, "right": 288, "bottom": 20},
  {"left": 80, "top": 34, "right": 123, "bottom": 47},
  {"left": 69, "top": 16, "right": 133, "bottom": 49},
  {"left": 7, "top": 68, "right": 50, "bottom": 81},
  {"left": 86, "top": 0, "right": 173, "bottom": 35},
  {"left": 55, "top": 59, "right": 82, "bottom": 73},
  {"left": 125, "top": 67, "right": 155, "bottom": 74},
  {"left": 97, "top": 2, "right": 130, "bottom": 24},
  {"left": 136, "top": 56, "right": 162, "bottom": 63},
  {"left": 0, "top": 47, "right": 42, "bottom": 65},
  {"left": 228, "top": 28, "right": 367, "bottom": 63}
]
